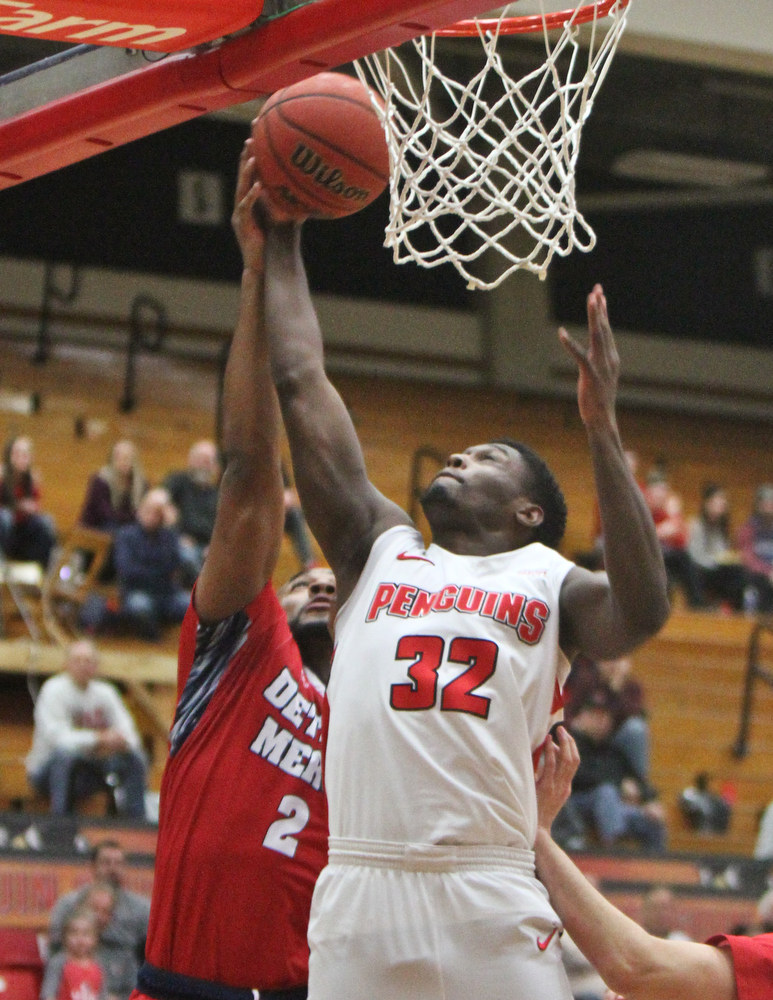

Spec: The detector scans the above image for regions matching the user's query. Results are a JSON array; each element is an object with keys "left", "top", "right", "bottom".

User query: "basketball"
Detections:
[{"left": 251, "top": 72, "right": 389, "bottom": 221}]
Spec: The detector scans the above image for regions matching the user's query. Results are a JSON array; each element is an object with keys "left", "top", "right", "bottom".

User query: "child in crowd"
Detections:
[{"left": 41, "top": 908, "right": 105, "bottom": 1000}]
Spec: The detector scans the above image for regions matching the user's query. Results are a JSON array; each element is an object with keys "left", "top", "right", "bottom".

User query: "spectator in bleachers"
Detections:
[
  {"left": 565, "top": 655, "right": 650, "bottom": 787},
  {"left": 113, "top": 488, "right": 190, "bottom": 640},
  {"left": 640, "top": 886, "right": 691, "bottom": 941},
  {"left": 79, "top": 883, "right": 137, "bottom": 1000},
  {"left": 0, "top": 435, "right": 56, "bottom": 569},
  {"left": 687, "top": 484, "right": 744, "bottom": 611},
  {"left": 737, "top": 484, "right": 773, "bottom": 613},
  {"left": 644, "top": 467, "right": 703, "bottom": 608},
  {"left": 163, "top": 440, "right": 221, "bottom": 586},
  {"left": 40, "top": 906, "right": 105, "bottom": 1000},
  {"left": 554, "top": 689, "right": 666, "bottom": 853},
  {"left": 49, "top": 840, "right": 150, "bottom": 965},
  {"left": 80, "top": 440, "right": 147, "bottom": 534},
  {"left": 25, "top": 641, "right": 147, "bottom": 818}
]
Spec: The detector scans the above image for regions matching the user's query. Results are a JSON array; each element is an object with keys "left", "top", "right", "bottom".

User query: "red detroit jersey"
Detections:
[{"left": 145, "top": 583, "right": 328, "bottom": 991}]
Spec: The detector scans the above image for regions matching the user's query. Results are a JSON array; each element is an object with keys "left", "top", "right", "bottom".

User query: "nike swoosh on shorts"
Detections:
[{"left": 537, "top": 927, "right": 559, "bottom": 951}]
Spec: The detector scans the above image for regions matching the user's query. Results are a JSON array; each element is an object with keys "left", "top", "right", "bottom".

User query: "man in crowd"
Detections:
[
  {"left": 49, "top": 840, "right": 150, "bottom": 980},
  {"left": 557, "top": 689, "right": 666, "bottom": 852},
  {"left": 26, "top": 642, "right": 147, "bottom": 818},
  {"left": 262, "top": 171, "right": 668, "bottom": 996},
  {"left": 130, "top": 145, "right": 332, "bottom": 1000},
  {"left": 534, "top": 727, "right": 773, "bottom": 1000},
  {"left": 113, "top": 488, "right": 190, "bottom": 640},
  {"left": 163, "top": 440, "right": 220, "bottom": 585}
]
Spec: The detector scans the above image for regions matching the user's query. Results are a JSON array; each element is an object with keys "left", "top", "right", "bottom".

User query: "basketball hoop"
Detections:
[{"left": 355, "top": 0, "right": 632, "bottom": 290}]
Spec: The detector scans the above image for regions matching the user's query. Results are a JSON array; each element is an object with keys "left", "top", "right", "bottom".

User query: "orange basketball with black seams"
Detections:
[{"left": 251, "top": 71, "right": 389, "bottom": 221}]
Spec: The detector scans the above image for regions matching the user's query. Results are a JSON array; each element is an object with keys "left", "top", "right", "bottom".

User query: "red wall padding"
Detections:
[{"left": 0, "top": 929, "right": 44, "bottom": 1000}]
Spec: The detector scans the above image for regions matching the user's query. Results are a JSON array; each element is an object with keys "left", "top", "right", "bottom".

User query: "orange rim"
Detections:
[{"left": 435, "top": 0, "right": 629, "bottom": 36}]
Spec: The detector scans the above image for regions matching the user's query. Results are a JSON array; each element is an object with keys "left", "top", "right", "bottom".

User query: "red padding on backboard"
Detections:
[
  {"left": 0, "top": 0, "right": 263, "bottom": 52},
  {"left": 0, "top": 0, "right": 501, "bottom": 190}
]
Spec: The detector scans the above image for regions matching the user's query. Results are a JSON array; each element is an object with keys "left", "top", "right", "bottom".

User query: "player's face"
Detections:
[
  {"left": 422, "top": 443, "right": 536, "bottom": 530},
  {"left": 279, "top": 568, "right": 337, "bottom": 631}
]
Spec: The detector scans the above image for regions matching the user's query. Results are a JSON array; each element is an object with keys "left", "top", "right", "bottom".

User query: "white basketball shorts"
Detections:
[{"left": 307, "top": 839, "right": 573, "bottom": 1000}]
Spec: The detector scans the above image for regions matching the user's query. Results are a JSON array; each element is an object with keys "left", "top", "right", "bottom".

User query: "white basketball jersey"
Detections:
[{"left": 327, "top": 524, "right": 575, "bottom": 852}]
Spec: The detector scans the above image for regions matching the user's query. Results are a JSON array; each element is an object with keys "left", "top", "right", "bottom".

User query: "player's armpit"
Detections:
[{"left": 558, "top": 565, "right": 641, "bottom": 660}]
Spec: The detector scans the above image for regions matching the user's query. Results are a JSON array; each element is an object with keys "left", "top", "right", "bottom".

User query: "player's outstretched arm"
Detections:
[
  {"left": 195, "top": 146, "right": 284, "bottom": 623},
  {"left": 558, "top": 286, "right": 669, "bottom": 659},
  {"left": 263, "top": 197, "right": 410, "bottom": 604},
  {"left": 534, "top": 729, "right": 737, "bottom": 1000}
]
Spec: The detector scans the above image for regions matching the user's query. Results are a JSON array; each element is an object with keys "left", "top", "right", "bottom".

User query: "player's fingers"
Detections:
[
  {"left": 235, "top": 146, "right": 255, "bottom": 202},
  {"left": 558, "top": 327, "right": 589, "bottom": 368},
  {"left": 538, "top": 735, "right": 555, "bottom": 782}
]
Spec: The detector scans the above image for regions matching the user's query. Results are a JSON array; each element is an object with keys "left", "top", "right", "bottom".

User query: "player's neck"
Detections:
[
  {"left": 294, "top": 627, "right": 333, "bottom": 687},
  {"left": 430, "top": 525, "right": 525, "bottom": 556}
]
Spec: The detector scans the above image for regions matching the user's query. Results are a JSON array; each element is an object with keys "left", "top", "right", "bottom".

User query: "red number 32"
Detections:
[{"left": 390, "top": 635, "right": 498, "bottom": 719}]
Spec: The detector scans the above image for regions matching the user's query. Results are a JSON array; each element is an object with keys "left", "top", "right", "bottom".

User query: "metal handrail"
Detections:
[{"left": 732, "top": 615, "right": 773, "bottom": 759}]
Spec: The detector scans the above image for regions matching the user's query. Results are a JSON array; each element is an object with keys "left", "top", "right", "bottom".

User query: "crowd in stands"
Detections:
[
  {"left": 34, "top": 833, "right": 773, "bottom": 1000},
  {"left": 42, "top": 839, "right": 150, "bottom": 1000},
  {"left": 582, "top": 450, "right": 773, "bottom": 614},
  {"left": 0, "top": 434, "right": 315, "bottom": 641}
]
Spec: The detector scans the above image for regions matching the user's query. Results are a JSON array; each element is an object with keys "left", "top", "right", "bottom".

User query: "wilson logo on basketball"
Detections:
[
  {"left": 0, "top": 2, "right": 186, "bottom": 46},
  {"left": 290, "top": 144, "right": 370, "bottom": 203}
]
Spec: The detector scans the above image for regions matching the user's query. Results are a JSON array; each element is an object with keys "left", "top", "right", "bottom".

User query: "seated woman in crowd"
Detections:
[
  {"left": 687, "top": 483, "right": 744, "bottom": 611},
  {"left": 644, "top": 468, "right": 703, "bottom": 608},
  {"left": 80, "top": 440, "right": 147, "bottom": 534},
  {"left": 0, "top": 435, "right": 56, "bottom": 568}
]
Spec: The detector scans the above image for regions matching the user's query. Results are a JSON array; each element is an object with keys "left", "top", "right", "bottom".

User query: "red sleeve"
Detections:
[
  {"left": 706, "top": 933, "right": 773, "bottom": 999},
  {"left": 176, "top": 582, "right": 275, "bottom": 702}
]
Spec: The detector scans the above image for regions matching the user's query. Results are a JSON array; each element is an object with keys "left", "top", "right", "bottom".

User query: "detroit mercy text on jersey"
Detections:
[
  {"left": 327, "top": 524, "right": 574, "bottom": 851},
  {"left": 145, "top": 584, "right": 328, "bottom": 991}
]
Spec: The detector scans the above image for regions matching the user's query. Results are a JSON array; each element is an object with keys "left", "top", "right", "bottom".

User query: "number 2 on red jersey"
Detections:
[{"left": 390, "top": 635, "right": 498, "bottom": 718}]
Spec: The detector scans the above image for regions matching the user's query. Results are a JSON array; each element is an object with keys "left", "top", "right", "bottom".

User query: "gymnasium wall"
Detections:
[{"left": 0, "top": 85, "right": 772, "bottom": 418}]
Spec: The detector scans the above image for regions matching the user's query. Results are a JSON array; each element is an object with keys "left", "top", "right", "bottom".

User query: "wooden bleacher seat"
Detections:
[{"left": 41, "top": 525, "right": 114, "bottom": 646}]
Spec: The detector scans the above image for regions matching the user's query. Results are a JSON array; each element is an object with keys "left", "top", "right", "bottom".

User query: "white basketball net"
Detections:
[{"left": 355, "top": 2, "right": 632, "bottom": 290}]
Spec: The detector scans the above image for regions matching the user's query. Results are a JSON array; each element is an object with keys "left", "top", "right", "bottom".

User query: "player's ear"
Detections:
[{"left": 514, "top": 500, "right": 544, "bottom": 531}]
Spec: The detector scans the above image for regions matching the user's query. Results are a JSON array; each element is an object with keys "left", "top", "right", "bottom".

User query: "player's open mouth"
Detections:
[
  {"left": 305, "top": 597, "right": 331, "bottom": 613},
  {"left": 435, "top": 470, "right": 462, "bottom": 483}
]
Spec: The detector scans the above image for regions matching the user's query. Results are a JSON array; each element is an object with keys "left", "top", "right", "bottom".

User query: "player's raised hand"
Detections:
[
  {"left": 232, "top": 139, "right": 267, "bottom": 274},
  {"left": 535, "top": 726, "right": 580, "bottom": 832},
  {"left": 558, "top": 284, "right": 620, "bottom": 432}
]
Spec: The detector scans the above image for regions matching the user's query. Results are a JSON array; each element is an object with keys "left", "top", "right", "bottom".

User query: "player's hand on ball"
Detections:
[
  {"left": 232, "top": 140, "right": 269, "bottom": 273},
  {"left": 558, "top": 284, "right": 620, "bottom": 433},
  {"left": 535, "top": 726, "right": 580, "bottom": 832}
]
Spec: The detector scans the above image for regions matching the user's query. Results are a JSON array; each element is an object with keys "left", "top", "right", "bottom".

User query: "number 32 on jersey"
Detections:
[{"left": 390, "top": 635, "right": 498, "bottom": 719}]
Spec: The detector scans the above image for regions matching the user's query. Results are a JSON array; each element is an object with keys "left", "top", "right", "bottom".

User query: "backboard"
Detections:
[{"left": 0, "top": 0, "right": 516, "bottom": 190}]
